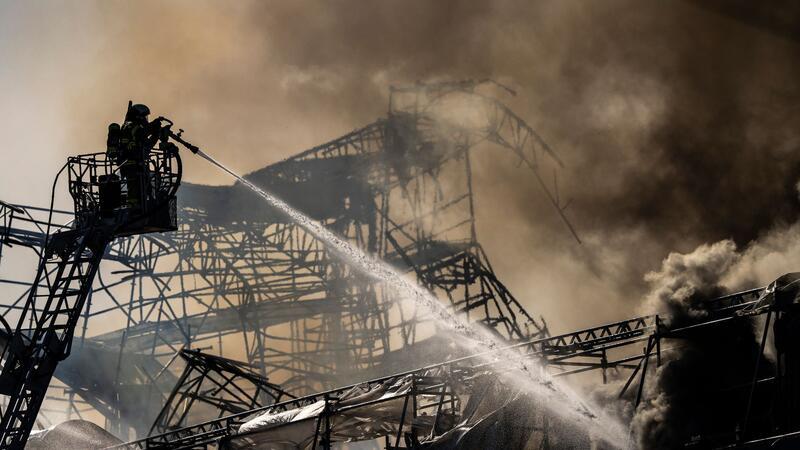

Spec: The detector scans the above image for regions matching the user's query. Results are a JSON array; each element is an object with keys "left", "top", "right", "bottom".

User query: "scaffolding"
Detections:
[
  {"left": 0, "top": 82, "right": 569, "bottom": 437},
  {"left": 103, "top": 283, "right": 782, "bottom": 449}
]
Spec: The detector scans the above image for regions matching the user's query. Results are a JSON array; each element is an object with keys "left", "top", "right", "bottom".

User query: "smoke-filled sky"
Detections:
[{"left": 1, "top": 0, "right": 799, "bottom": 333}]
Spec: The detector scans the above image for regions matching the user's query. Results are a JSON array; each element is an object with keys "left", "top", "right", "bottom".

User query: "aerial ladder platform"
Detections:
[{"left": 0, "top": 106, "right": 197, "bottom": 449}]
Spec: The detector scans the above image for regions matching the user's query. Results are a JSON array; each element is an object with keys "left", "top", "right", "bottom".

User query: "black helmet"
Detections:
[{"left": 125, "top": 102, "right": 151, "bottom": 122}]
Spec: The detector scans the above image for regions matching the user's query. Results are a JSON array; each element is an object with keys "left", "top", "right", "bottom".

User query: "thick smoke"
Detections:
[
  {"left": 726, "top": 222, "right": 800, "bottom": 290},
  {"left": 622, "top": 222, "right": 800, "bottom": 448},
  {"left": 3, "top": 0, "right": 799, "bottom": 332},
  {"left": 631, "top": 241, "right": 752, "bottom": 448},
  {"left": 641, "top": 240, "right": 738, "bottom": 324},
  {"left": 463, "top": 0, "right": 800, "bottom": 329}
]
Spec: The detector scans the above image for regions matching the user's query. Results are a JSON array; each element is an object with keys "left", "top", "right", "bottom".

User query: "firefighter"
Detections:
[{"left": 107, "top": 102, "right": 161, "bottom": 211}]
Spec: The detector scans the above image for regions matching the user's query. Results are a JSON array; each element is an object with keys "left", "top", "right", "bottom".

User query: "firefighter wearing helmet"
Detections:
[{"left": 107, "top": 102, "right": 162, "bottom": 210}]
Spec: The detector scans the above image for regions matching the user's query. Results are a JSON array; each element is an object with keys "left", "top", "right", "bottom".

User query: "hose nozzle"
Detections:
[{"left": 169, "top": 130, "right": 200, "bottom": 154}]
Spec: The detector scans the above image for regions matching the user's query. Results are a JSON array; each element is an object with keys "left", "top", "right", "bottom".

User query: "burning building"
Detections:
[{"left": 1, "top": 1, "right": 800, "bottom": 448}]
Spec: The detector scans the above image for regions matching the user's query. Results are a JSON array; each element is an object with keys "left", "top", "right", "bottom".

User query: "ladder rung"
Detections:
[{"left": 58, "top": 275, "right": 87, "bottom": 282}]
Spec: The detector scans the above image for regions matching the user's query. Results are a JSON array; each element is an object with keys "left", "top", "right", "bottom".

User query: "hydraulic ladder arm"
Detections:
[{"left": 0, "top": 111, "right": 197, "bottom": 449}]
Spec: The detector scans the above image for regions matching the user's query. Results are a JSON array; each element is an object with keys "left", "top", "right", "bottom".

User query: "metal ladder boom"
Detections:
[{"left": 0, "top": 224, "right": 112, "bottom": 449}]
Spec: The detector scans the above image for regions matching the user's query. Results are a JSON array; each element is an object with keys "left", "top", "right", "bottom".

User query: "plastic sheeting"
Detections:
[
  {"left": 222, "top": 369, "right": 548, "bottom": 450},
  {"left": 225, "top": 375, "right": 418, "bottom": 449},
  {"left": 25, "top": 420, "right": 122, "bottom": 450},
  {"left": 421, "top": 394, "right": 540, "bottom": 450}
]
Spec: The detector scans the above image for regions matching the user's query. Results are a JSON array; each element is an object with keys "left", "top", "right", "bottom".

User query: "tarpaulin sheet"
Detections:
[
  {"left": 25, "top": 420, "right": 122, "bottom": 450},
  {"left": 222, "top": 369, "right": 540, "bottom": 450},
  {"left": 225, "top": 375, "right": 417, "bottom": 449}
]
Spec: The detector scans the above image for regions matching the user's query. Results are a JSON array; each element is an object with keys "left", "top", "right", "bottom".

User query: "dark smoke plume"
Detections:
[
  {"left": 593, "top": 231, "right": 800, "bottom": 448},
  {"left": 634, "top": 242, "right": 747, "bottom": 448},
  {"left": 628, "top": 238, "right": 791, "bottom": 448},
  {"left": 5, "top": 0, "right": 799, "bottom": 331}
]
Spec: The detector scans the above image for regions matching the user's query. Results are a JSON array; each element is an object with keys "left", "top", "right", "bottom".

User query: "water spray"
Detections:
[{"left": 190, "top": 147, "right": 633, "bottom": 448}]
